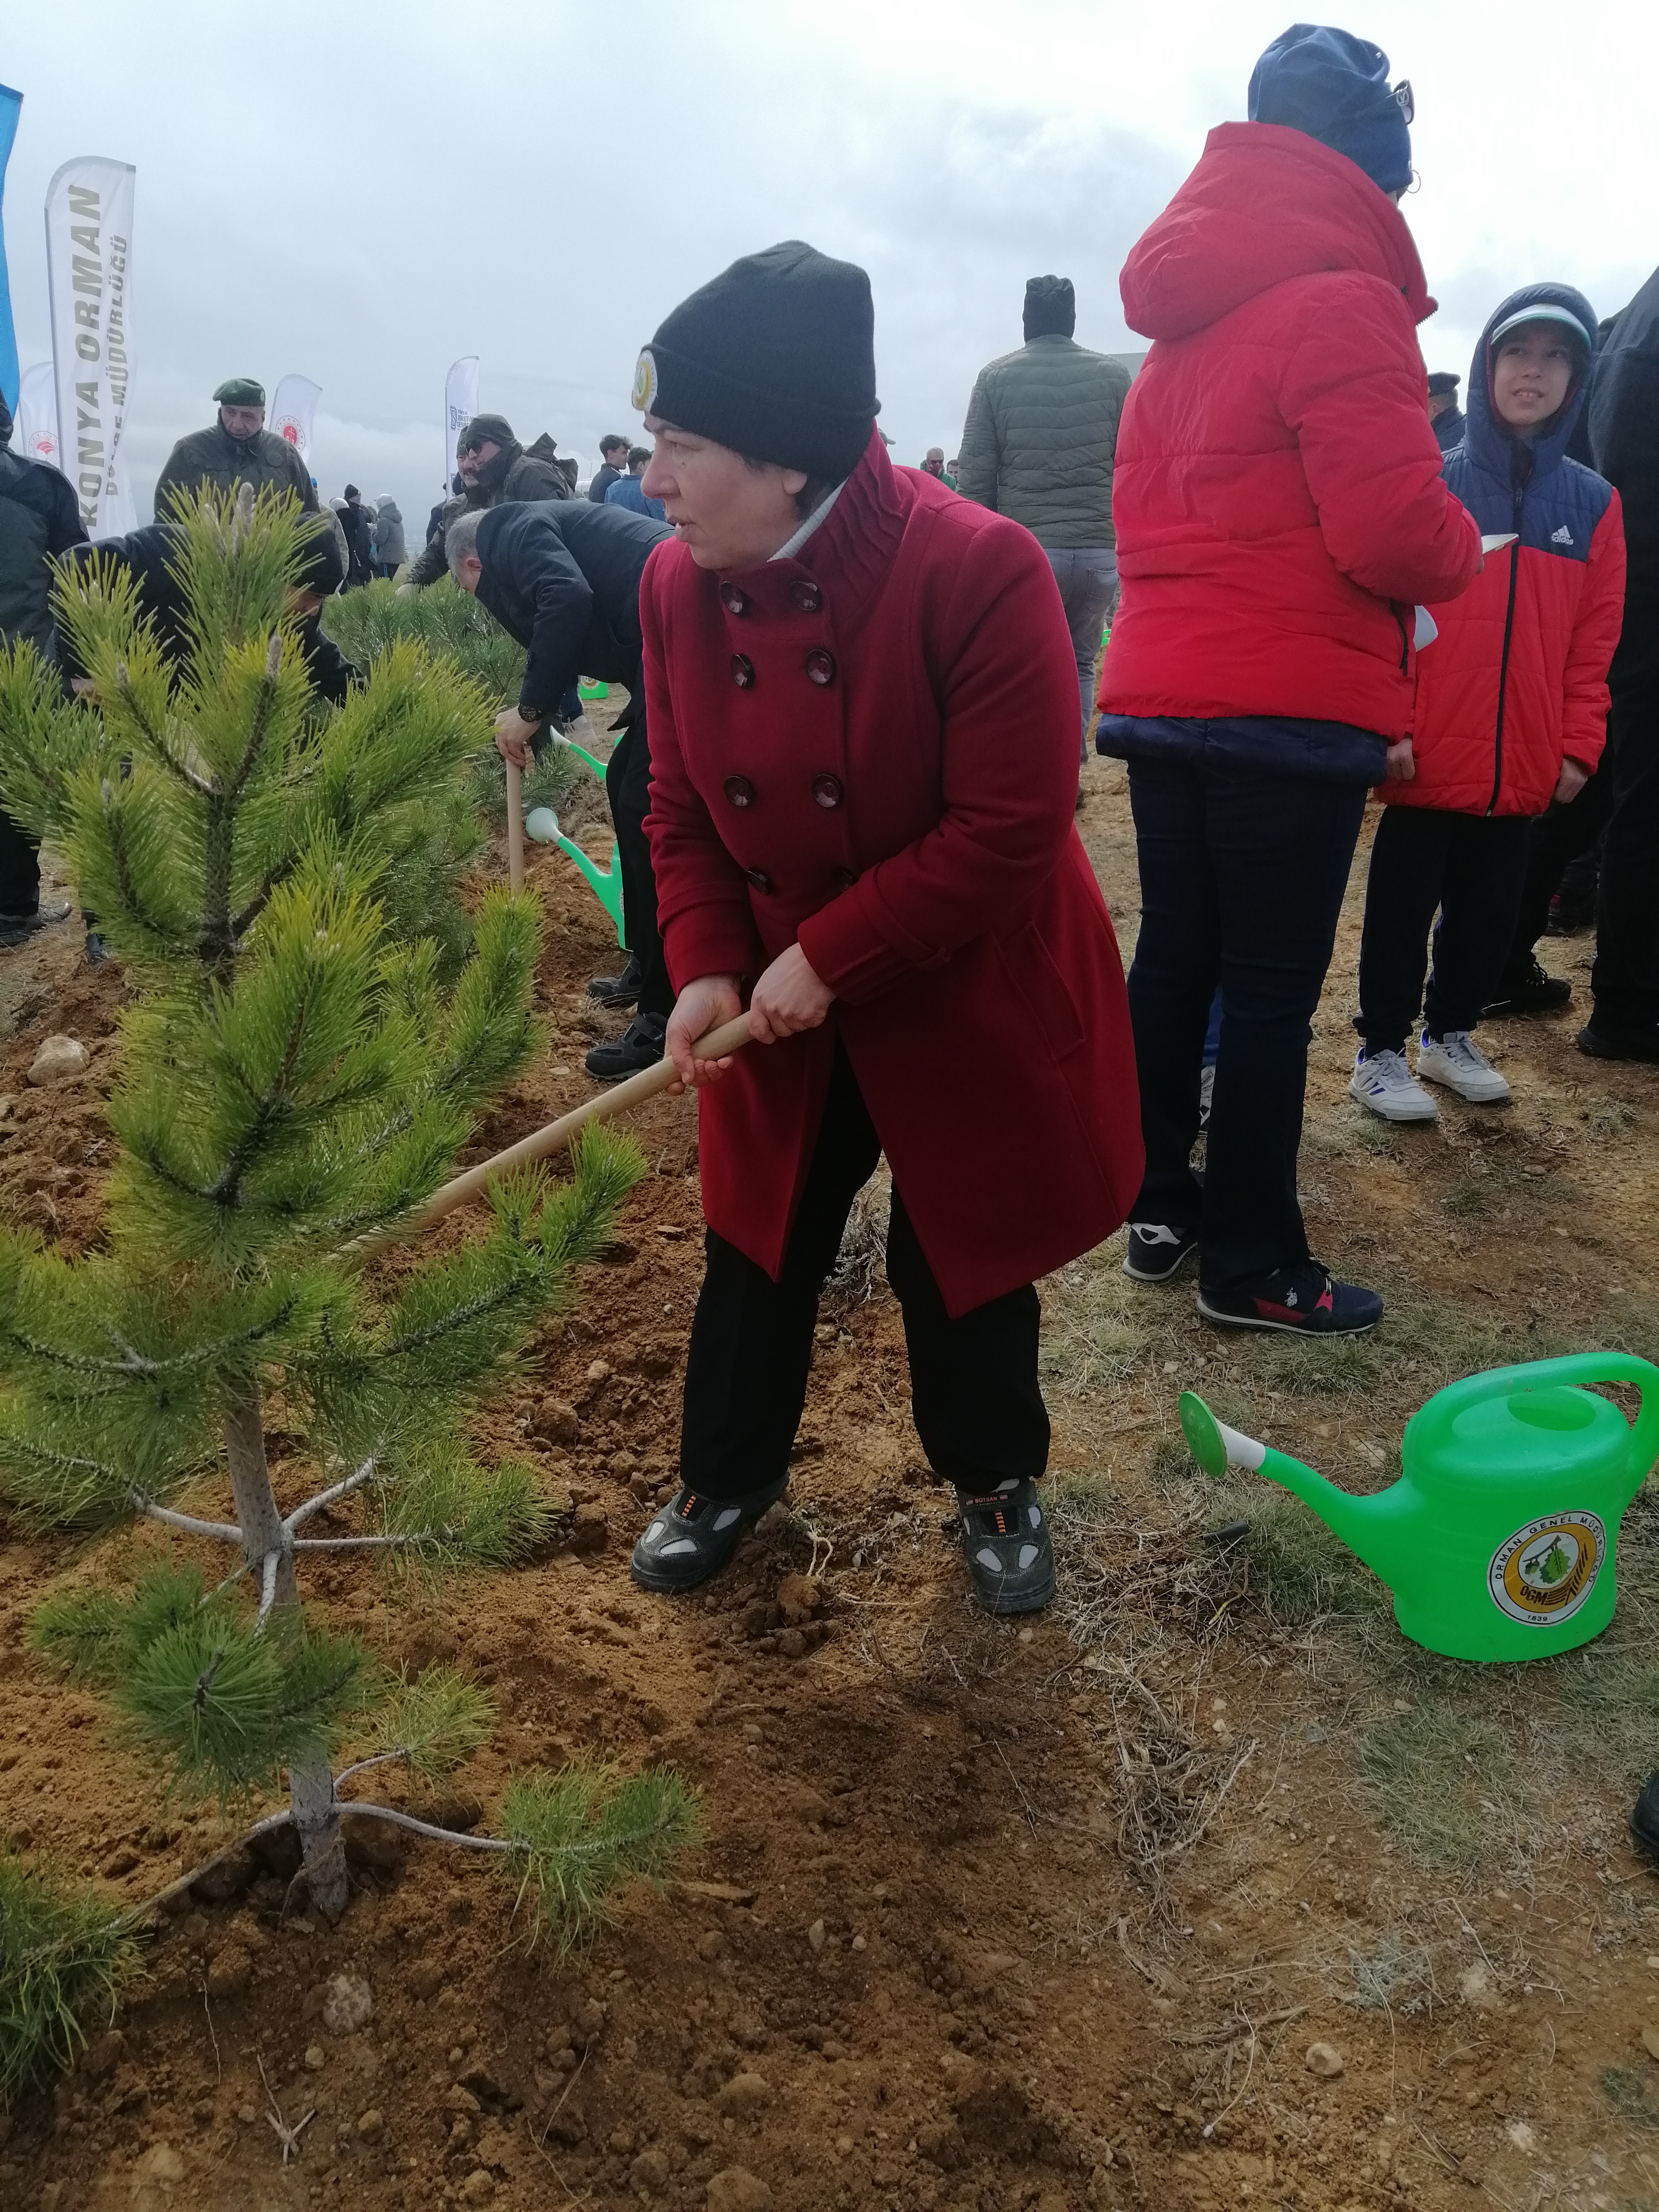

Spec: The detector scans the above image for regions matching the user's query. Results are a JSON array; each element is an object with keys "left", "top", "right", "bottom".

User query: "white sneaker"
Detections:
[
  {"left": 1417, "top": 1029, "right": 1510, "bottom": 1103},
  {"left": 1349, "top": 1047, "right": 1437, "bottom": 1122}
]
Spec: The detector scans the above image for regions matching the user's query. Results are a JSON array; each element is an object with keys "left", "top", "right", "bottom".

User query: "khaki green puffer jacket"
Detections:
[{"left": 956, "top": 334, "right": 1132, "bottom": 549}]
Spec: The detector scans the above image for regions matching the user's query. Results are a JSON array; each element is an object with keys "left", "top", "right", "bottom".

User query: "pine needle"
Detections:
[
  {"left": 499, "top": 1763, "right": 699, "bottom": 1959},
  {"left": 0, "top": 1853, "right": 145, "bottom": 2111}
]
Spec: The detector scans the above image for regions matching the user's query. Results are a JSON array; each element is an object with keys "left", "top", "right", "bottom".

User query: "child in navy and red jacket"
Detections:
[{"left": 1350, "top": 283, "right": 1627, "bottom": 1122}]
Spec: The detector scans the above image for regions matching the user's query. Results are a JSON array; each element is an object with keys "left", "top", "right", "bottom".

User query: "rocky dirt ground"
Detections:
[{"left": 2, "top": 707, "right": 1658, "bottom": 2212}]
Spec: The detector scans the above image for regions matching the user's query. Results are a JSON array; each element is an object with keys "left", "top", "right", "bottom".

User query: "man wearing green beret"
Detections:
[{"left": 152, "top": 378, "right": 319, "bottom": 521}]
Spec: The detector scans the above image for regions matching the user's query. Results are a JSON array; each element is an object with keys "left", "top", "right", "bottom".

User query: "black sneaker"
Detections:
[
  {"left": 0, "top": 900, "right": 71, "bottom": 947},
  {"left": 1577, "top": 1020, "right": 1659, "bottom": 1065},
  {"left": 1632, "top": 1771, "right": 1659, "bottom": 1863},
  {"left": 953, "top": 1478, "right": 1055, "bottom": 1615},
  {"left": 587, "top": 952, "right": 642, "bottom": 1009},
  {"left": 1198, "top": 1262, "right": 1382, "bottom": 1337},
  {"left": 629, "top": 1475, "right": 790, "bottom": 1595},
  {"left": 585, "top": 1011, "right": 666, "bottom": 1083},
  {"left": 1482, "top": 954, "right": 1571, "bottom": 1018},
  {"left": 1123, "top": 1222, "right": 1199, "bottom": 1284}
]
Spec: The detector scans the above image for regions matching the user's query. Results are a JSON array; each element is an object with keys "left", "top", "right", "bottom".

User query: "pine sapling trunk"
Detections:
[{"left": 222, "top": 1383, "right": 347, "bottom": 1919}]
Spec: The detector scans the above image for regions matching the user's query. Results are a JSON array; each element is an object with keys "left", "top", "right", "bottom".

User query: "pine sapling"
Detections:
[{"left": 0, "top": 490, "right": 691, "bottom": 1948}]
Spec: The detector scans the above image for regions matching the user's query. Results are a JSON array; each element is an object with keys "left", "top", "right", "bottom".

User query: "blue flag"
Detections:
[{"left": 0, "top": 84, "right": 20, "bottom": 412}]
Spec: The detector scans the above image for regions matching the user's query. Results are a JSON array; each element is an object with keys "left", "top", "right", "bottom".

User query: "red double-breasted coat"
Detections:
[{"left": 641, "top": 431, "right": 1143, "bottom": 1317}]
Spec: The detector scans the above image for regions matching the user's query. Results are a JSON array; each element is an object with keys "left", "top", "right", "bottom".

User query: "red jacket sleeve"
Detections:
[
  {"left": 1561, "top": 490, "right": 1627, "bottom": 772},
  {"left": 797, "top": 519, "right": 1078, "bottom": 1002},
  {"left": 1279, "top": 273, "right": 1483, "bottom": 608},
  {"left": 640, "top": 553, "right": 765, "bottom": 989}
]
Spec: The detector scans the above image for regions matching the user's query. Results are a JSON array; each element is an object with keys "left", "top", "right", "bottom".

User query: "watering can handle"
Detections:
[{"left": 1409, "top": 1352, "right": 1659, "bottom": 1487}]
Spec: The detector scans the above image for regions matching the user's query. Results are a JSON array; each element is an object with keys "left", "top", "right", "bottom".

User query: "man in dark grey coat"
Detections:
[
  {"left": 153, "top": 378, "right": 319, "bottom": 520},
  {"left": 957, "top": 277, "right": 1132, "bottom": 781},
  {"left": 404, "top": 413, "right": 577, "bottom": 588}
]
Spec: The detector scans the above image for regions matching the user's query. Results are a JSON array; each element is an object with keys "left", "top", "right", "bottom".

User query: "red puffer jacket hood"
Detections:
[{"left": 1121, "top": 121, "right": 1434, "bottom": 344}]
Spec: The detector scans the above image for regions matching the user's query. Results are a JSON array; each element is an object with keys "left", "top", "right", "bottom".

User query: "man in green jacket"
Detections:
[
  {"left": 957, "top": 277, "right": 1131, "bottom": 775},
  {"left": 403, "top": 413, "right": 578, "bottom": 589},
  {"left": 153, "top": 378, "right": 319, "bottom": 521}
]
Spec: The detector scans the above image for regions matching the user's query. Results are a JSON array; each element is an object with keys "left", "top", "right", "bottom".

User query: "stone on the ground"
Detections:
[
  {"left": 321, "top": 1969, "right": 374, "bottom": 2034},
  {"left": 356, "top": 2107, "right": 385, "bottom": 2143},
  {"left": 1304, "top": 2040, "right": 1344, "bottom": 2078},
  {"left": 28, "top": 1034, "right": 86, "bottom": 1086},
  {"left": 807, "top": 1918, "right": 826, "bottom": 1952},
  {"left": 571, "top": 1501, "right": 609, "bottom": 1553},
  {"left": 707, "top": 2171, "right": 772, "bottom": 2212},
  {"left": 304, "top": 2043, "right": 326, "bottom": 2071},
  {"left": 134, "top": 2144, "right": 185, "bottom": 2183},
  {"left": 1643, "top": 2023, "right": 1659, "bottom": 2062},
  {"left": 715, "top": 2072, "right": 772, "bottom": 2118},
  {"left": 631, "top": 2145, "right": 670, "bottom": 2192}
]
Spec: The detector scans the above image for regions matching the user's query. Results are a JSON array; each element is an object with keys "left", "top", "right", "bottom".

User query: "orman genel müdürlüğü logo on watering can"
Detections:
[
  {"left": 1178, "top": 1352, "right": 1659, "bottom": 1662},
  {"left": 1487, "top": 1511, "right": 1606, "bottom": 1626}
]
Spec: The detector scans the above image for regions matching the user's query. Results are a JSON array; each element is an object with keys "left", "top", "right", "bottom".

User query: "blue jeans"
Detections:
[
  {"left": 1046, "top": 547, "right": 1119, "bottom": 763},
  {"left": 1125, "top": 757, "right": 1367, "bottom": 1291}
]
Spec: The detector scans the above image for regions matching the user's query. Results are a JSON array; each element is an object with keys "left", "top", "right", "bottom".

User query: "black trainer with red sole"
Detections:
[
  {"left": 629, "top": 1474, "right": 789, "bottom": 1595},
  {"left": 953, "top": 1478, "right": 1055, "bottom": 1614}
]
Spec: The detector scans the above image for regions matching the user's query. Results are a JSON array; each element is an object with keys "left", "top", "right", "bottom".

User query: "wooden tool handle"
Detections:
[
  {"left": 359, "top": 1012, "right": 753, "bottom": 1254},
  {"left": 504, "top": 757, "right": 526, "bottom": 893}
]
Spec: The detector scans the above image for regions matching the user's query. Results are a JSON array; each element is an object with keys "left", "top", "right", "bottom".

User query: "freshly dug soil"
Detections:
[{"left": 2, "top": 740, "right": 1657, "bottom": 2212}]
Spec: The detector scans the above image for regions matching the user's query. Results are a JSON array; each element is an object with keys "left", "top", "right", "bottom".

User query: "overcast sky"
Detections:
[{"left": 4, "top": 0, "right": 1656, "bottom": 523}]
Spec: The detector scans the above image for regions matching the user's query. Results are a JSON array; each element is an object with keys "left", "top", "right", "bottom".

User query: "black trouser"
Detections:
[
  {"left": 1125, "top": 757, "right": 1367, "bottom": 1292},
  {"left": 1591, "top": 669, "right": 1659, "bottom": 1030},
  {"left": 603, "top": 711, "right": 672, "bottom": 1020},
  {"left": 679, "top": 1043, "right": 1049, "bottom": 1500},
  {"left": 0, "top": 810, "right": 40, "bottom": 917},
  {"left": 1498, "top": 770, "right": 1608, "bottom": 979},
  {"left": 1357, "top": 806, "right": 1533, "bottom": 1056}
]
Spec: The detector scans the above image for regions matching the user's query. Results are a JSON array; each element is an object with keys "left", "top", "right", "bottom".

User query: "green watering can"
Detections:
[
  {"left": 1179, "top": 1352, "right": 1659, "bottom": 1662},
  {"left": 524, "top": 806, "right": 626, "bottom": 945}
]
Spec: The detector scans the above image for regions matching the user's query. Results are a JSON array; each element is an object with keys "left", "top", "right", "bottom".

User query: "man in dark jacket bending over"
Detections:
[
  {"left": 447, "top": 499, "right": 672, "bottom": 1080},
  {"left": 61, "top": 512, "right": 359, "bottom": 704}
]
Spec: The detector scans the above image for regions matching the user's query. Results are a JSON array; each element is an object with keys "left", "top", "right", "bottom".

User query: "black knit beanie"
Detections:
[{"left": 632, "top": 241, "right": 878, "bottom": 481}]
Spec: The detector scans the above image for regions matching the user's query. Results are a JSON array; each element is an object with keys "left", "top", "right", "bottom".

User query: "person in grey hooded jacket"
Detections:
[
  {"left": 957, "top": 276, "right": 1131, "bottom": 774},
  {"left": 371, "top": 494, "right": 406, "bottom": 575}
]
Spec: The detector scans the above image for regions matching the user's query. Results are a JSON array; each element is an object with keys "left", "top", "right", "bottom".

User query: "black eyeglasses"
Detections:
[{"left": 1392, "top": 78, "right": 1414, "bottom": 124}]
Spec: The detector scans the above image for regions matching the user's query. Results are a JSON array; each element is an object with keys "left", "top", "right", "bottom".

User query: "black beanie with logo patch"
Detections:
[{"left": 632, "top": 241, "right": 878, "bottom": 482}]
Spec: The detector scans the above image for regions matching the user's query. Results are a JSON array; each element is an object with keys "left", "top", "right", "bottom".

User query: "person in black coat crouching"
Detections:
[{"left": 446, "top": 498, "right": 673, "bottom": 1079}]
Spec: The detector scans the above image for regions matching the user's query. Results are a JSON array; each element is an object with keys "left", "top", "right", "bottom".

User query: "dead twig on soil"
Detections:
[
  {"left": 257, "top": 2053, "right": 315, "bottom": 2166},
  {"left": 199, "top": 1974, "right": 220, "bottom": 2083}
]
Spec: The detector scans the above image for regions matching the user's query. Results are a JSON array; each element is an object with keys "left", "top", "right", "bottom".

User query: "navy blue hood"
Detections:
[
  {"left": 1247, "top": 24, "right": 1412, "bottom": 195},
  {"left": 1464, "top": 281, "right": 1600, "bottom": 484}
]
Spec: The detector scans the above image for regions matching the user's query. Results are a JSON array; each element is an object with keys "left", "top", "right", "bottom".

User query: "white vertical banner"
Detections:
[
  {"left": 270, "top": 374, "right": 321, "bottom": 469},
  {"left": 44, "top": 157, "right": 136, "bottom": 538},
  {"left": 444, "top": 355, "right": 478, "bottom": 489},
  {"left": 14, "top": 360, "right": 59, "bottom": 466}
]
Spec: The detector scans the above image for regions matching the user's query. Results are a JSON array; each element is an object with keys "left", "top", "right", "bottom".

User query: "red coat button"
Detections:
[
  {"left": 790, "top": 580, "right": 823, "bottom": 613},
  {"left": 723, "top": 775, "right": 755, "bottom": 808},
  {"left": 804, "top": 648, "right": 836, "bottom": 686},
  {"left": 721, "top": 585, "right": 749, "bottom": 615},
  {"left": 745, "top": 867, "right": 773, "bottom": 893},
  {"left": 811, "top": 774, "right": 844, "bottom": 809},
  {"left": 731, "top": 654, "right": 755, "bottom": 688}
]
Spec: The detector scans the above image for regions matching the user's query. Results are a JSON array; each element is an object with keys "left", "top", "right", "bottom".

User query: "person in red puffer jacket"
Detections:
[
  {"left": 1097, "top": 23, "right": 1482, "bottom": 1340},
  {"left": 1350, "top": 287, "right": 1625, "bottom": 1122}
]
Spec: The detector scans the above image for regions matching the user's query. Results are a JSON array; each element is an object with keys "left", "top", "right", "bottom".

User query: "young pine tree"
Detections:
[{"left": 0, "top": 491, "right": 690, "bottom": 1931}]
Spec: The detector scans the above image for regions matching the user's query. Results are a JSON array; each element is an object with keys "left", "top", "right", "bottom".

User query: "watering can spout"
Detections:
[{"left": 1177, "top": 1392, "right": 1419, "bottom": 1588}]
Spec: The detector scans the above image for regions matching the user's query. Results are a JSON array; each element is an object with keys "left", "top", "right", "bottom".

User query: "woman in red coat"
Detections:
[
  {"left": 1096, "top": 25, "right": 1482, "bottom": 1338},
  {"left": 627, "top": 241, "right": 1143, "bottom": 1615}
]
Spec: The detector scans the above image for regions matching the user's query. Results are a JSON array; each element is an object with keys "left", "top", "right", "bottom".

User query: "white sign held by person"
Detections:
[
  {"left": 45, "top": 157, "right": 137, "bottom": 537},
  {"left": 14, "top": 361, "right": 59, "bottom": 466},
  {"left": 444, "top": 356, "right": 478, "bottom": 489},
  {"left": 270, "top": 374, "right": 321, "bottom": 468}
]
